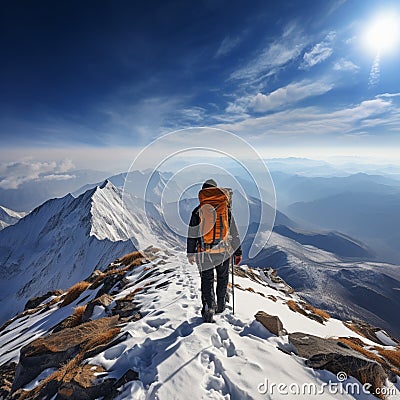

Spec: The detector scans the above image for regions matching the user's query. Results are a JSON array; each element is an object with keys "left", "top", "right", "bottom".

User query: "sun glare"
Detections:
[{"left": 363, "top": 13, "right": 400, "bottom": 54}]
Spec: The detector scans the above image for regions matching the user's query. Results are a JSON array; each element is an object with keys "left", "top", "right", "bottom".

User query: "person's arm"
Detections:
[
  {"left": 187, "top": 208, "right": 200, "bottom": 264},
  {"left": 229, "top": 211, "right": 242, "bottom": 264}
]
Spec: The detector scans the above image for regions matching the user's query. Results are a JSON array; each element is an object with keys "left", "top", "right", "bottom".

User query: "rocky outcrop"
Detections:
[
  {"left": 255, "top": 311, "right": 285, "bottom": 336},
  {"left": 344, "top": 319, "right": 399, "bottom": 346},
  {"left": 289, "top": 332, "right": 388, "bottom": 394},
  {"left": 0, "top": 362, "right": 16, "bottom": 399},
  {"left": 24, "top": 290, "right": 64, "bottom": 311},
  {"left": 12, "top": 316, "right": 120, "bottom": 392},
  {"left": 82, "top": 294, "right": 113, "bottom": 322}
]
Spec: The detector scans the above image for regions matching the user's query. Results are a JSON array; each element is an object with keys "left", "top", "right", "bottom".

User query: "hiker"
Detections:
[{"left": 187, "top": 179, "right": 242, "bottom": 322}]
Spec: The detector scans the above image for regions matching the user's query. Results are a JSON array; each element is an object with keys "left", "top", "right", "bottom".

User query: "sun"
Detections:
[{"left": 362, "top": 13, "right": 400, "bottom": 55}]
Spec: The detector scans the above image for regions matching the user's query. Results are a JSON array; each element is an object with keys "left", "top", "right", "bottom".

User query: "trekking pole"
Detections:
[{"left": 231, "top": 256, "right": 235, "bottom": 315}]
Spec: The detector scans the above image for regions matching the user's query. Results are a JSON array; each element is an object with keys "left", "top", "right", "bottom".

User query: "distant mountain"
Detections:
[
  {"left": 0, "top": 206, "right": 26, "bottom": 231},
  {"left": 287, "top": 191, "right": 400, "bottom": 263},
  {"left": 273, "top": 225, "right": 371, "bottom": 259},
  {"left": 272, "top": 171, "right": 400, "bottom": 208},
  {"left": 0, "top": 181, "right": 178, "bottom": 325},
  {"left": 243, "top": 231, "right": 400, "bottom": 337}
]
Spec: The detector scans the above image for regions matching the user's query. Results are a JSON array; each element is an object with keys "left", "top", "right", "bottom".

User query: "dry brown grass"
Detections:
[
  {"left": 303, "top": 303, "right": 330, "bottom": 320},
  {"left": 116, "top": 251, "right": 144, "bottom": 266},
  {"left": 89, "top": 255, "right": 147, "bottom": 290},
  {"left": 286, "top": 300, "right": 330, "bottom": 323},
  {"left": 286, "top": 300, "right": 308, "bottom": 316},
  {"left": 19, "top": 325, "right": 120, "bottom": 399},
  {"left": 339, "top": 338, "right": 383, "bottom": 364},
  {"left": 339, "top": 338, "right": 400, "bottom": 382},
  {"left": 60, "top": 281, "right": 91, "bottom": 307},
  {"left": 69, "top": 305, "right": 86, "bottom": 326},
  {"left": 344, "top": 322, "right": 367, "bottom": 338},
  {"left": 376, "top": 347, "right": 400, "bottom": 370},
  {"left": 338, "top": 337, "right": 388, "bottom": 400}
]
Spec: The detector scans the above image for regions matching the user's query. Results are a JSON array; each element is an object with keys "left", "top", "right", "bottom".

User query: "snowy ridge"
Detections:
[
  {"left": 0, "top": 181, "right": 156, "bottom": 326},
  {"left": 0, "top": 206, "right": 26, "bottom": 231},
  {"left": 0, "top": 249, "right": 399, "bottom": 399}
]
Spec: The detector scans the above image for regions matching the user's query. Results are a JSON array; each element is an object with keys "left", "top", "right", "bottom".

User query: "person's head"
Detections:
[{"left": 202, "top": 179, "right": 217, "bottom": 189}]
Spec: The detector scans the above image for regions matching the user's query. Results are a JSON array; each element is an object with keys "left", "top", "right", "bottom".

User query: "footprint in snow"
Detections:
[
  {"left": 146, "top": 317, "right": 169, "bottom": 328},
  {"left": 176, "top": 320, "right": 193, "bottom": 337},
  {"left": 211, "top": 327, "right": 236, "bottom": 358},
  {"left": 103, "top": 343, "right": 127, "bottom": 360}
]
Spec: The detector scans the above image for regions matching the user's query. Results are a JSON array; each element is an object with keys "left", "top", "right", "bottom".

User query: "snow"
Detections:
[
  {"left": 0, "top": 248, "right": 398, "bottom": 399},
  {"left": 86, "top": 251, "right": 397, "bottom": 399},
  {"left": 0, "top": 180, "right": 180, "bottom": 326},
  {"left": 250, "top": 231, "right": 400, "bottom": 338},
  {"left": 375, "top": 330, "right": 398, "bottom": 347},
  {"left": 0, "top": 178, "right": 399, "bottom": 399},
  {"left": 0, "top": 205, "right": 26, "bottom": 230}
]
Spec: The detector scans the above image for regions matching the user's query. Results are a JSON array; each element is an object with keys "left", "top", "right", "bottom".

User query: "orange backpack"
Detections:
[{"left": 198, "top": 187, "right": 232, "bottom": 254}]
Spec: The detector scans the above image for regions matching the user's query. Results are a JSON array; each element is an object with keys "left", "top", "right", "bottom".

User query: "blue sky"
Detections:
[{"left": 1, "top": 0, "right": 400, "bottom": 172}]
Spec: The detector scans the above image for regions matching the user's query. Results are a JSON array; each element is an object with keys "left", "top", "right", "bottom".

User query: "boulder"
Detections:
[
  {"left": 255, "top": 311, "right": 285, "bottom": 336},
  {"left": 289, "top": 332, "right": 388, "bottom": 394},
  {"left": 82, "top": 294, "right": 114, "bottom": 322}
]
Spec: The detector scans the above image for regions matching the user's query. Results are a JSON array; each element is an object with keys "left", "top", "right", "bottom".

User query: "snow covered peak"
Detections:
[
  {"left": 0, "top": 205, "right": 26, "bottom": 230},
  {"left": 89, "top": 180, "right": 131, "bottom": 242}
]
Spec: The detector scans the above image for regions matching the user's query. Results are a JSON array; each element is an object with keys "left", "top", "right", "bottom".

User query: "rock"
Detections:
[
  {"left": 82, "top": 294, "right": 114, "bottom": 322},
  {"left": 289, "top": 332, "right": 388, "bottom": 394},
  {"left": 0, "top": 362, "right": 16, "bottom": 399},
  {"left": 255, "top": 311, "right": 285, "bottom": 336},
  {"left": 344, "top": 320, "right": 399, "bottom": 346},
  {"left": 24, "top": 290, "right": 63, "bottom": 311},
  {"left": 56, "top": 365, "right": 115, "bottom": 400},
  {"left": 103, "top": 369, "right": 140, "bottom": 400},
  {"left": 112, "top": 292, "right": 142, "bottom": 321},
  {"left": 85, "top": 269, "right": 104, "bottom": 283},
  {"left": 11, "top": 316, "right": 119, "bottom": 392},
  {"left": 95, "top": 274, "right": 124, "bottom": 297}
]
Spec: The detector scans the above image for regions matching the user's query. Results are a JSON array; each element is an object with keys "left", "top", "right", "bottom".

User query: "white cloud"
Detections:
[
  {"left": 230, "top": 23, "right": 308, "bottom": 81},
  {"left": 0, "top": 159, "right": 75, "bottom": 189},
  {"left": 215, "top": 35, "right": 242, "bottom": 58},
  {"left": 41, "top": 174, "right": 76, "bottom": 181},
  {"left": 377, "top": 93, "right": 400, "bottom": 98},
  {"left": 368, "top": 54, "right": 380, "bottom": 87},
  {"left": 300, "top": 32, "right": 336, "bottom": 69},
  {"left": 333, "top": 58, "right": 360, "bottom": 71},
  {"left": 177, "top": 106, "right": 206, "bottom": 123},
  {"left": 250, "top": 80, "right": 334, "bottom": 112},
  {"left": 217, "top": 97, "right": 395, "bottom": 138}
]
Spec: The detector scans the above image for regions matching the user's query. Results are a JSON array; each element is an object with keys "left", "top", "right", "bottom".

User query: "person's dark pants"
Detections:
[{"left": 200, "top": 256, "right": 230, "bottom": 311}]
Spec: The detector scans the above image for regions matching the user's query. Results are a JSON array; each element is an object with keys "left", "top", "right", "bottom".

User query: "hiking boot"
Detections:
[
  {"left": 201, "top": 304, "right": 215, "bottom": 323},
  {"left": 215, "top": 295, "right": 227, "bottom": 314},
  {"left": 215, "top": 303, "right": 225, "bottom": 314}
]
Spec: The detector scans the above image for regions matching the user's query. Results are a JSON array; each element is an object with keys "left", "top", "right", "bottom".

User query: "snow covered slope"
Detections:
[
  {"left": 244, "top": 231, "right": 400, "bottom": 338},
  {"left": 0, "top": 206, "right": 26, "bottom": 231},
  {"left": 0, "top": 180, "right": 180, "bottom": 326},
  {"left": 0, "top": 249, "right": 399, "bottom": 399}
]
